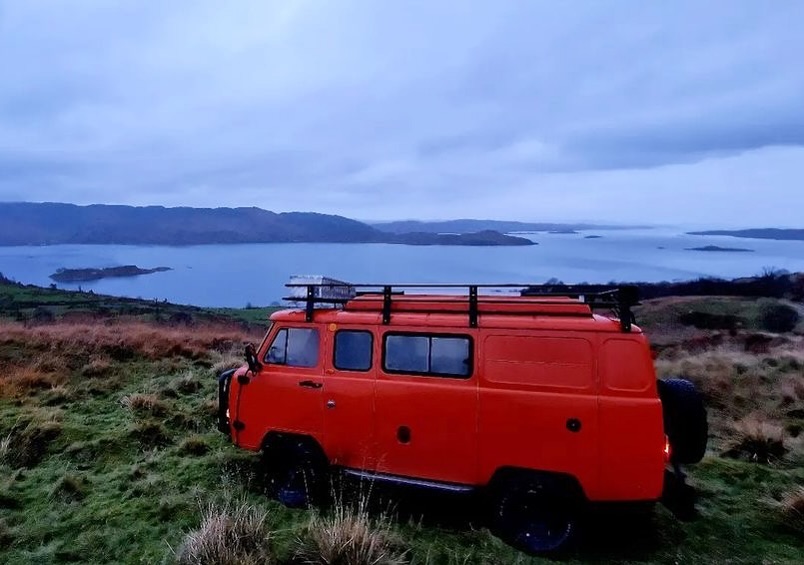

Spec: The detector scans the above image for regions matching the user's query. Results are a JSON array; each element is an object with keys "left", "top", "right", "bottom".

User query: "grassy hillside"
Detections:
[{"left": 1, "top": 283, "right": 803, "bottom": 563}]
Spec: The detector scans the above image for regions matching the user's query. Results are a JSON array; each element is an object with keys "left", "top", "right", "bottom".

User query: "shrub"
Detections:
[
  {"left": 174, "top": 500, "right": 275, "bottom": 565},
  {"left": 757, "top": 300, "right": 800, "bottom": 333},
  {"left": 295, "top": 498, "right": 407, "bottom": 565}
]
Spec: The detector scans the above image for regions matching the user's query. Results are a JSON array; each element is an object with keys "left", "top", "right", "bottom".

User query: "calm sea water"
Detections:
[{"left": 1, "top": 229, "right": 803, "bottom": 307}]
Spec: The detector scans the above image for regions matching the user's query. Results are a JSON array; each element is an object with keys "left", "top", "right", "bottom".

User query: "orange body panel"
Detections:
[{"left": 227, "top": 297, "right": 666, "bottom": 502}]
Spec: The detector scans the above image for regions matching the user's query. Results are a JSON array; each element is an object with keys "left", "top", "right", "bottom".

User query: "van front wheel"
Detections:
[
  {"left": 491, "top": 478, "right": 578, "bottom": 554},
  {"left": 261, "top": 438, "right": 326, "bottom": 509}
]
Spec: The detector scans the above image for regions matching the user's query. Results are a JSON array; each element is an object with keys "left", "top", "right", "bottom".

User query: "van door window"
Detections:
[
  {"left": 383, "top": 333, "right": 472, "bottom": 378},
  {"left": 265, "top": 328, "right": 320, "bottom": 368},
  {"left": 333, "top": 330, "right": 373, "bottom": 371}
]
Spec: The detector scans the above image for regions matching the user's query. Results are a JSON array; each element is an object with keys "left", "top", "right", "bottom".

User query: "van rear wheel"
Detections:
[{"left": 491, "top": 477, "right": 578, "bottom": 554}]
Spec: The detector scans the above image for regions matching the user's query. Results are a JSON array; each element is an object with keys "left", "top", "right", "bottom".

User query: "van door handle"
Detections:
[{"left": 298, "top": 380, "right": 323, "bottom": 389}]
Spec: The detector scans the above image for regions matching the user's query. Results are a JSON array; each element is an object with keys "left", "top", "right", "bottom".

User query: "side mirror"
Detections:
[{"left": 244, "top": 343, "right": 262, "bottom": 374}]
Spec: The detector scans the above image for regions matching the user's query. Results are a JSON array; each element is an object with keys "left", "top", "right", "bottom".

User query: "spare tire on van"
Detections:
[{"left": 657, "top": 378, "right": 708, "bottom": 464}]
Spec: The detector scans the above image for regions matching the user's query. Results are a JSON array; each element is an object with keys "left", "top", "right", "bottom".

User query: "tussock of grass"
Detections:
[
  {"left": 174, "top": 500, "right": 276, "bottom": 565},
  {"left": 724, "top": 415, "right": 788, "bottom": 463},
  {"left": 120, "top": 393, "right": 168, "bottom": 416},
  {"left": 778, "top": 486, "right": 804, "bottom": 533},
  {"left": 0, "top": 518, "right": 12, "bottom": 546},
  {"left": 130, "top": 421, "right": 171, "bottom": 448},
  {"left": 0, "top": 413, "right": 63, "bottom": 468},
  {"left": 295, "top": 498, "right": 408, "bottom": 565},
  {"left": 81, "top": 356, "right": 112, "bottom": 377},
  {"left": 210, "top": 350, "right": 245, "bottom": 376},
  {"left": 179, "top": 435, "right": 210, "bottom": 457},
  {"left": 0, "top": 433, "right": 11, "bottom": 466},
  {"left": 50, "top": 474, "right": 89, "bottom": 502},
  {"left": 172, "top": 372, "right": 202, "bottom": 394},
  {"left": 0, "top": 366, "right": 65, "bottom": 398}
]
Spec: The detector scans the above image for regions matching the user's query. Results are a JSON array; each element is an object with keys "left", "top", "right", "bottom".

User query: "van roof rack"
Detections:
[{"left": 284, "top": 281, "right": 639, "bottom": 332}]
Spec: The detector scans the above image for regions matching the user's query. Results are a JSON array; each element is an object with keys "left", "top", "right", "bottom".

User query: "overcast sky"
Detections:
[{"left": 1, "top": 1, "right": 803, "bottom": 226}]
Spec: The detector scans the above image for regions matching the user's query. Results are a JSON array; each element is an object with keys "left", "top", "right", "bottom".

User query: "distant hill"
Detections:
[
  {"left": 688, "top": 228, "right": 804, "bottom": 241},
  {"left": 372, "top": 219, "right": 641, "bottom": 234},
  {"left": 0, "top": 202, "right": 534, "bottom": 247}
]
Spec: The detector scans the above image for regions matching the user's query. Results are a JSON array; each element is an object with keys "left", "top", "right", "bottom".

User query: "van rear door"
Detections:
[{"left": 478, "top": 333, "right": 600, "bottom": 495}]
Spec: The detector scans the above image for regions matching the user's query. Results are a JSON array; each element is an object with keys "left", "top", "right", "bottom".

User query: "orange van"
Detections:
[{"left": 217, "top": 281, "right": 707, "bottom": 553}]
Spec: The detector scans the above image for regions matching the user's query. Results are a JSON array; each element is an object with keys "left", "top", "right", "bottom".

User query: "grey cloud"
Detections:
[{"left": 0, "top": 1, "right": 803, "bottom": 224}]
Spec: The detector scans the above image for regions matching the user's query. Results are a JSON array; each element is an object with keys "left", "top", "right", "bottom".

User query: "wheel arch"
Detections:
[{"left": 487, "top": 466, "right": 588, "bottom": 503}]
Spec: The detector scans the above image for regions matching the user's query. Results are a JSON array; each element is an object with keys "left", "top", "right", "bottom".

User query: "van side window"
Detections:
[
  {"left": 333, "top": 330, "right": 373, "bottom": 371},
  {"left": 265, "top": 328, "right": 319, "bottom": 368},
  {"left": 383, "top": 333, "right": 471, "bottom": 378}
]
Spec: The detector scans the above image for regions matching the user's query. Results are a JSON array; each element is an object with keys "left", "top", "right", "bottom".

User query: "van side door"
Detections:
[{"left": 373, "top": 331, "right": 478, "bottom": 485}]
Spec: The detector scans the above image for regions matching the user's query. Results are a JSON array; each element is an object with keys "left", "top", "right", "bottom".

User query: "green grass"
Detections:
[
  {"left": 0, "top": 279, "right": 279, "bottom": 330},
  {"left": 1, "top": 283, "right": 803, "bottom": 563}
]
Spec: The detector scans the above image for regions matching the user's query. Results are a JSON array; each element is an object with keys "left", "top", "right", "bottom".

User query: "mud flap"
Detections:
[{"left": 661, "top": 470, "right": 697, "bottom": 521}]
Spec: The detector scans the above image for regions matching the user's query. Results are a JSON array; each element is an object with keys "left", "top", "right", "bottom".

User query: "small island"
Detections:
[
  {"left": 548, "top": 229, "right": 579, "bottom": 235},
  {"left": 50, "top": 265, "right": 172, "bottom": 283},
  {"left": 390, "top": 230, "right": 536, "bottom": 246},
  {"left": 684, "top": 245, "right": 754, "bottom": 253},
  {"left": 584, "top": 235, "right": 603, "bottom": 239},
  {"left": 688, "top": 228, "right": 804, "bottom": 241}
]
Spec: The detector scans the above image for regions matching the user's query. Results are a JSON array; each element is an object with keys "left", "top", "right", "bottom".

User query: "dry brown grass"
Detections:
[
  {"left": 179, "top": 435, "right": 210, "bottom": 457},
  {"left": 174, "top": 500, "right": 276, "bottom": 565},
  {"left": 724, "top": 415, "right": 788, "bottom": 463},
  {"left": 0, "top": 320, "right": 254, "bottom": 363},
  {"left": 295, "top": 499, "right": 408, "bottom": 565},
  {"left": 0, "top": 411, "right": 63, "bottom": 468},
  {"left": 778, "top": 486, "right": 804, "bottom": 533},
  {"left": 171, "top": 372, "right": 202, "bottom": 394},
  {"left": 0, "top": 433, "right": 12, "bottom": 466},
  {"left": 81, "top": 356, "right": 112, "bottom": 377},
  {"left": 210, "top": 350, "right": 245, "bottom": 376},
  {"left": 120, "top": 393, "right": 168, "bottom": 416},
  {"left": 0, "top": 366, "right": 66, "bottom": 398}
]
